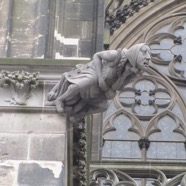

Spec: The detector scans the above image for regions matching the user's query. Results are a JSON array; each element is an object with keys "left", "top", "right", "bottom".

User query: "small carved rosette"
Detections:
[{"left": 0, "top": 70, "right": 39, "bottom": 105}]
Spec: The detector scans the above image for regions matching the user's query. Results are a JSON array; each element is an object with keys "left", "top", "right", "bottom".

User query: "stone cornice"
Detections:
[
  {"left": 0, "top": 58, "right": 90, "bottom": 66},
  {"left": 0, "top": 58, "right": 90, "bottom": 80}
]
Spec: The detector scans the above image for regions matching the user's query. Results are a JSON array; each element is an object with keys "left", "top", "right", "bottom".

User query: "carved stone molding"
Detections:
[
  {"left": 90, "top": 168, "right": 137, "bottom": 186},
  {"left": 73, "top": 118, "right": 87, "bottom": 186},
  {"left": 0, "top": 70, "right": 39, "bottom": 105},
  {"left": 90, "top": 168, "right": 186, "bottom": 186},
  {"left": 105, "top": 0, "right": 155, "bottom": 35}
]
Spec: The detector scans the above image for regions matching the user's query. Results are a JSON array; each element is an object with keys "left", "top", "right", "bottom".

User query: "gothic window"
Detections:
[
  {"left": 102, "top": 74, "right": 186, "bottom": 162},
  {"left": 91, "top": 1, "right": 186, "bottom": 186}
]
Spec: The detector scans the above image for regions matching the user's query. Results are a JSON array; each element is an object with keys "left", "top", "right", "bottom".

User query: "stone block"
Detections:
[
  {"left": 96, "top": 34, "right": 104, "bottom": 51},
  {"left": 63, "top": 20, "right": 81, "bottom": 38},
  {"left": 18, "top": 162, "right": 63, "bottom": 186},
  {"left": 0, "top": 165, "right": 17, "bottom": 186},
  {"left": 64, "top": 20, "right": 93, "bottom": 39},
  {"left": 12, "top": 19, "right": 35, "bottom": 40},
  {"left": 29, "top": 135, "right": 65, "bottom": 161},
  {"left": 97, "top": 16, "right": 104, "bottom": 35},
  {"left": 10, "top": 44, "right": 34, "bottom": 57},
  {"left": 65, "top": 0, "right": 93, "bottom": 2},
  {"left": 56, "top": 0, "right": 65, "bottom": 17},
  {"left": 78, "top": 40, "right": 92, "bottom": 58},
  {"left": 0, "top": 113, "right": 66, "bottom": 134},
  {"left": 0, "top": 134, "right": 28, "bottom": 160},
  {"left": 98, "top": 0, "right": 105, "bottom": 17},
  {"left": 80, "top": 3, "right": 94, "bottom": 21},
  {"left": 35, "top": 15, "right": 48, "bottom": 35},
  {"left": 0, "top": 5, "right": 9, "bottom": 28},
  {"left": 0, "top": 45, "right": 6, "bottom": 57},
  {"left": 56, "top": 16, "right": 64, "bottom": 34},
  {"left": 64, "top": 2, "right": 80, "bottom": 20},
  {"left": 62, "top": 45, "right": 77, "bottom": 57},
  {"left": 33, "top": 36, "right": 46, "bottom": 58},
  {"left": 80, "top": 21, "right": 93, "bottom": 39},
  {"left": 39, "top": 0, "right": 49, "bottom": 15},
  {"left": 13, "top": 0, "right": 37, "bottom": 19}
]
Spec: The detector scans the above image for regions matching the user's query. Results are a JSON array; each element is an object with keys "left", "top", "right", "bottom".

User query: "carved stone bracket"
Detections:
[
  {"left": 138, "top": 137, "right": 150, "bottom": 150},
  {"left": 0, "top": 70, "right": 40, "bottom": 105}
]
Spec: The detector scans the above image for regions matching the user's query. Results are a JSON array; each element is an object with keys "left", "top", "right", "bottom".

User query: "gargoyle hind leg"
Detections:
[
  {"left": 47, "top": 75, "right": 69, "bottom": 101},
  {"left": 55, "top": 84, "right": 80, "bottom": 113},
  {"left": 47, "top": 81, "right": 60, "bottom": 101}
]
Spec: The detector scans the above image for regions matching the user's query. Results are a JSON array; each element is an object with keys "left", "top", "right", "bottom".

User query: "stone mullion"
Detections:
[
  {"left": 5, "top": 0, "right": 13, "bottom": 57},
  {"left": 32, "top": 0, "right": 50, "bottom": 58},
  {"left": 67, "top": 115, "right": 73, "bottom": 186},
  {"left": 141, "top": 147, "right": 146, "bottom": 161},
  {"left": 44, "top": 0, "right": 56, "bottom": 59},
  {"left": 53, "top": 0, "right": 65, "bottom": 58}
]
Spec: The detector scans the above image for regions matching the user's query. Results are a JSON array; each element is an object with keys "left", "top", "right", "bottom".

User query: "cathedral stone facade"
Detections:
[{"left": 0, "top": 0, "right": 186, "bottom": 186}]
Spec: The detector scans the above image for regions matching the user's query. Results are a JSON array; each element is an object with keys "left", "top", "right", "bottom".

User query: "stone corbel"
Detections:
[
  {"left": 138, "top": 137, "right": 150, "bottom": 150},
  {"left": 0, "top": 70, "right": 40, "bottom": 105}
]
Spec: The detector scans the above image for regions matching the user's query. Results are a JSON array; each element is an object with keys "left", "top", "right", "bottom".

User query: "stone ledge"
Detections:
[
  {"left": 0, "top": 106, "right": 59, "bottom": 113},
  {"left": 0, "top": 58, "right": 90, "bottom": 66}
]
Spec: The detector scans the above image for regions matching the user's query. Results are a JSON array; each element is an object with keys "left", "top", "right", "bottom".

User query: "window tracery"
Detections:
[
  {"left": 102, "top": 13, "right": 186, "bottom": 162},
  {"left": 146, "top": 16, "right": 186, "bottom": 84},
  {"left": 90, "top": 168, "right": 186, "bottom": 186},
  {"left": 91, "top": 2, "right": 186, "bottom": 186}
]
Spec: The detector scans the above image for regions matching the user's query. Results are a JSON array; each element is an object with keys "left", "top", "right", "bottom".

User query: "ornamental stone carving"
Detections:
[
  {"left": 146, "top": 16, "right": 186, "bottom": 84},
  {"left": 90, "top": 168, "right": 186, "bottom": 186},
  {"left": 138, "top": 137, "right": 150, "bottom": 149},
  {"left": 0, "top": 70, "right": 39, "bottom": 105},
  {"left": 116, "top": 75, "right": 173, "bottom": 118},
  {"left": 105, "top": 0, "right": 156, "bottom": 35},
  {"left": 46, "top": 43, "right": 151, "bottom": 121}
]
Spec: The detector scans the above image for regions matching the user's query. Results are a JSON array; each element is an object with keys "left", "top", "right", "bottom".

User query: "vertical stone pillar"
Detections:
[{"left": 66, "top": 115, "right": 89, "bottom": 186}]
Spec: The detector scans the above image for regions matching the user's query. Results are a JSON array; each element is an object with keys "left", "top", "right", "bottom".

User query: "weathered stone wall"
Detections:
[
  {"left": 0, "top": 113, "right": 66, "bottom": 186},
  {"left": 0, "top": 0, "right": 105, "bottom": 185},
  {"left": 0, "top": 59, "right": 72, "bottom": 185}
]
